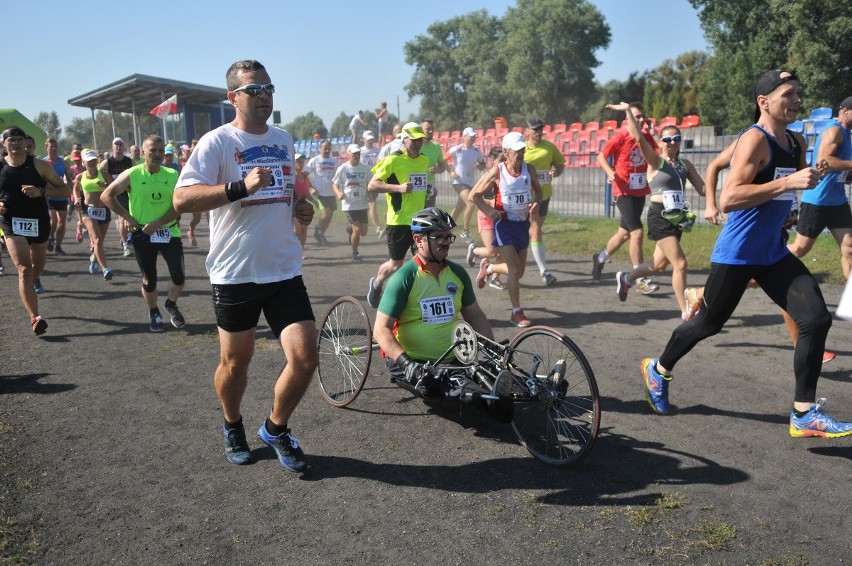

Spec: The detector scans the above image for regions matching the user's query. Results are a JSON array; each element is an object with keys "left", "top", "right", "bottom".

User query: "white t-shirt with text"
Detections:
[
  {"left": 306, "top": 155, "right": 338, "bottom": 196},
  {"left": 176, "top": 124, "right": 300, "bottom": 285},
  {"left": 332, "top": 162, "right": 371, "bottom": 211},
  {"left": 448, "top": 144, "right": 483, "bottom": 187}
]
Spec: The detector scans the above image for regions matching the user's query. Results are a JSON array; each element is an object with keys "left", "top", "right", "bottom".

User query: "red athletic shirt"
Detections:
[{"left": 600, "top": 129, "right": 658, "bottom": 197}]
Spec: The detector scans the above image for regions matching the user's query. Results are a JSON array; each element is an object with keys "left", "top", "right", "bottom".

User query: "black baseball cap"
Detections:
[
  {"left": 753, "top": 70, "right": 799, "bottom": 122},
  {"left": 840, "top": 97, "right": 852, "bottom": 111},
  {"left": 526, "top": 118, "right": 545, "bottom": 130},
  {"left": 1, "top": 126, "right": 27, "bottom": 141}
]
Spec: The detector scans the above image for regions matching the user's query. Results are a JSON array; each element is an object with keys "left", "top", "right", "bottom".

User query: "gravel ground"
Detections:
[{"left": 1, "top": 223, "right": 850, "bottom": 565}]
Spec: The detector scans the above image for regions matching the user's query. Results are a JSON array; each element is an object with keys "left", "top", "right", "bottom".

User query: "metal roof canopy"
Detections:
[
  {"left": 68, "top": 73, "right": 230, "bottom": 148},
  {"left": 68, "top": 73, "right": 227, "bottom": 114}
]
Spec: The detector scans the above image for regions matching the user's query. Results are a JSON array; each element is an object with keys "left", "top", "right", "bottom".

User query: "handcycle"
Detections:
[{"left": 316, "top": 296, "right": 601, "bottom": 466}]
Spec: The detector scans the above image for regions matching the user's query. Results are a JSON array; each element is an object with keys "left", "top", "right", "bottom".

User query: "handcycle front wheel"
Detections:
[
  {"left": 502, "top": 326, "right": 600, "bottom": 466},
  {"left": 316, "top": 296, "right": 373, "bottom": 407}
]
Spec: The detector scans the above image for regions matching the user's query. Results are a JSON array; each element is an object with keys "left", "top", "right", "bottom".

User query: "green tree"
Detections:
[
  {"left": 580, "top": 72, "right": 648, "bottom": 124},
  {"left": 643, "top": 51, "right": 708, "bottom": 120},
  {"left": 691, "top": 0, "right": 851, "bottom": 132},
  {"left": 786, "top": 0, "right": 852, "bottom": 110},
  {"left": 404, "top": 2, "right": 609, "bottom": 130},
  {"left": 502, "top": 0, "right": 610, "bottom": 125},
  {"left": 329, "top": 112, "right": 351, "bottom": 137},
  {"left": 34, "top": 111, "right": 61, "bottom": 139},
  {"left": 404, "top": 9, "right": 504, "bottom": 131},
  {"left": 283, "top": 112, "right": 328, "bottom": 140}
]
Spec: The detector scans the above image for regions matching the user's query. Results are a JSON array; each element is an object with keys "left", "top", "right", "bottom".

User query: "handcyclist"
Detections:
[{"left": 372, "top": 207, "right": 500, "bottom": 410}]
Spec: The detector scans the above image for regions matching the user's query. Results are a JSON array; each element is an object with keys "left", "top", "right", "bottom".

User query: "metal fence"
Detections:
[{"left": 433, "top": 128, "right": 851, "bottom": 223}]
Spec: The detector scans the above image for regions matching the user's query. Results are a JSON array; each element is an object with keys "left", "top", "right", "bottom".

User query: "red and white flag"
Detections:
[{"left": 150, "top": 94, "right": 177, "bottom": 118}]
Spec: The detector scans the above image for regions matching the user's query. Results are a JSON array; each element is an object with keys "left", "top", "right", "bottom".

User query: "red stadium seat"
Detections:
[
  {"left": 553, "top": 123, "right": 567, "bottom": 133},
  {"left": 584, "top": 121, "right": 600, "bottom": 131},
  {"left": 659, "top": 116, "right": 678, "bottom": 128},
  {"left": 602, "top": 120, "right": 618, "bottom": 130},
  {"left": 679, "top": 115, "right": 700, "bottom": 128}
]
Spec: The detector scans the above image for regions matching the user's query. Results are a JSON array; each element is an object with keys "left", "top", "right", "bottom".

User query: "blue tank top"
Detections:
[
  {"left": 801, "top": 119, "right": 851, "bottom": 207},
  {"left": 45, "top": 156, "right": 67, "bottom": 202},
  {"left": 711, "top": 125, "right": 801, "bottom": 265}
]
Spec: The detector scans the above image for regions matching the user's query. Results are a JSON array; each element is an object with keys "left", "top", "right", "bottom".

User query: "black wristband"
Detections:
[
  {"left": 396, "top": 353, "right": 413, "bottom": 368},
  {"left": 225, "top": 180, "right": 248, "bottom": 202}
]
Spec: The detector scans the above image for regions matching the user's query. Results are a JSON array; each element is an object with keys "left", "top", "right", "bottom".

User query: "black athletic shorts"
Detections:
[
  {"left": 211, "top": 276, "right": 315, "bottom": 337},
  {"left": 317, "top": 195, "right": 338, "bottom": 212},
  {"left": 646, "top": 202, "right": 682, "bottom": 241},
  {"left": 616, "top": 195, "right": 646, "bottom": 232},
  {"left": 0, "top": 213, "right": 50, "bottom": 244},
  {"left": 346, "top": 209, "right": 368, "bottom": 225},
  {"left": 795, "top": 202, "right": 852, "bottom": 238},
  {"left": 386, "top": 225, "right": 415, "bottom": 260},
  {"left": 47, "top": 199, "right": 69, "bottom": 211},
  {"left": 537, "top": 198, "right": 550, "bottom": 218}
]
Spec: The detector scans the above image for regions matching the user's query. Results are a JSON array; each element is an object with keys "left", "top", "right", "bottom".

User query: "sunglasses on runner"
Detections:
[
  {"left": 661, "top": 135, "right": 682, "bottom": 143},
  {"left": 233, "top": 83, "right": 275, "bottom": 96}
]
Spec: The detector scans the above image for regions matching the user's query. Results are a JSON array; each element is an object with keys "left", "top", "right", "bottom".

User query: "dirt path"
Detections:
[{"left": 1, "top": 223, "right": 850, "bottom": 564}]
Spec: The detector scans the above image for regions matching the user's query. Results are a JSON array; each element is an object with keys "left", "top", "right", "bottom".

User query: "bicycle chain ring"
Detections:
[{"left": 452, "top": 321, "right": 478, "bottom": 365}]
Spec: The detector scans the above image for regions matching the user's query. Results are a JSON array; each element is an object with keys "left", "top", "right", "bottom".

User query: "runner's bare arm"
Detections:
[
  {"left": 721, "top": 129, "right": 817, "bottom": 212},
  {"left": 373, "top": 311, "right": 405, "bottom": 363},
  {"left": 469, "top": 166, "right": 499, "bottom": 220},
  {"left": 703, "top": 141, "right": 735, "bottom": 223},
  {"left": 816, "top": 125, "right": 852, "bottom": 173},
  {"left": 684, "top": 159, "right": 707, "bottom": 196},
  {"left": 101, "top": 170, "right": 135, "bottom": 227},
  {"left": 460, "top": 303, "right": 494, "bottom": 341},
  {"left": 367, "top": 176, "right": 408, "bottom": 194},
  {"left": 34, "top": 159, "right": 71, "bottom": 198},
  {"left": 608, "top": 102, "right": 660, "bottom": 174}
]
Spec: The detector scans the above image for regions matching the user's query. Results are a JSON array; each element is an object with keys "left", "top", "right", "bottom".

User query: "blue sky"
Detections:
[{"left": 6, "top": 1, "right": 707, "bottom": 132}]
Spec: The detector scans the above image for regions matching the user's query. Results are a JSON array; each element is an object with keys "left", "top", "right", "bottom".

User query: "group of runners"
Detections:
[
  {"left": 2, "top": 63, "right": 851, "bottom": 476},
  {"left": 0, "top": 131, "right": 193, "bottom": 334}
]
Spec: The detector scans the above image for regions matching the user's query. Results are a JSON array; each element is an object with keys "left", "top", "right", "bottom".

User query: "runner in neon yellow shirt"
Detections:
[
  {"left": 419, "top": 119, "right": 448, "bottom": 208},
  {"left": 102, "top": 134, "right": 187, "bottom": 332},
  {"left": 366, "top": 122, "right": 430, "bottom": 308},
  {"left": 523, "top": 118, "right": 564, "bottom": 286}
]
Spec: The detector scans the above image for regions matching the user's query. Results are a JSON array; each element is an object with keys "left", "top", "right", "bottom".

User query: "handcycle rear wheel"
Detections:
[
  {"left": 316, "top": 296, "right": 373, "bottom": 407},
  {"left": 503, "top": 326, "right": 600, "bottom": 466}
]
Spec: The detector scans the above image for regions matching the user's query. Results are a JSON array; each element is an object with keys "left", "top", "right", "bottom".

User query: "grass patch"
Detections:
[
  {"left": 541, "top": 215, "right": 846, "bottom": 284},
  {"left": 626, "top": 506, "right": 656, "bottom": 527},
  {"left": 656, "top": 492, "right": 686, "bottom": 510},
  {"left": 686, "top": 518, "right": 736, "bottom": 551}
]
